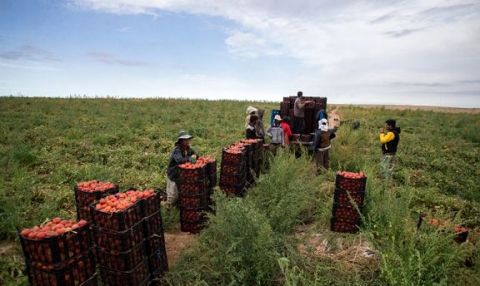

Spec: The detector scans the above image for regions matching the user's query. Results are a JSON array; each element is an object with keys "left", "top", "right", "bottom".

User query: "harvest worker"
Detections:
[
  {"left": 245, "top": 106, "right": 258, "bottom": 128},
  {"left": 165, "top": 130, "right": 197, "bottom": 207},
  {"left": 280, "top": 116, "right": 292, "bottom": 146},
  {"left": 255, "top": 108, "right": 266, "bottom": 142},
  {"left": 293, "top": 91, "right": 314, "bottom": 134},
  {"left": 266, "top": 115, "right": 285, "bottom": 153},
  {"left": 246, "top": 114, "right": 259, "bottom": 139},
  {"left": 310, "top": 119, "right": 336, "bottom": 173},
  {"left": 379, "top": 119, "right": 401, "bottom": 178}
]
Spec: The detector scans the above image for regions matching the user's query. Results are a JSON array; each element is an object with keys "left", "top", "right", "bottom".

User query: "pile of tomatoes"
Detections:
[
  {"left": 179, "top": 156, "right": 215, "bottom": 169},
  {"left": 76, "top": 180, "right": 116, "bottom": 193},
  {"left": 95, "top": 190, "right": 154, "bottom": 214},
  {"left": 224, "top": 142, "right": 246, "bottom": 155},
  {"left": 21, "top": 218, "right": 88, "bottom": 240},
  {"left": 338, "top": 171, "right": 366, "bottom": 179},
  {"left": 336, "top": 171, "right": 367, "bottom": 192}
]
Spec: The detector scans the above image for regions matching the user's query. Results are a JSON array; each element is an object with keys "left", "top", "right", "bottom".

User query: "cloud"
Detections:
[
  {"left": 0, "top": 44, "right": 61, "bottom": 62},
  {"left": 225, "top": 31, "right": 283, "bottom": 58},
  {"left": 70, "top": 0, "right": 480, "bottom": 106},
  {"left": 87, "top": 51, "right": 147, "bottom": 66},
  {"left": 384, "top": 28, "right": 426, "bottom": 38}
]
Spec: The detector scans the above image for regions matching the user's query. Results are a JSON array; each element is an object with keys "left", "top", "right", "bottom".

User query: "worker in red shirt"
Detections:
[{"left": 280, "top": 116, "right": 292, "bottom": 146}]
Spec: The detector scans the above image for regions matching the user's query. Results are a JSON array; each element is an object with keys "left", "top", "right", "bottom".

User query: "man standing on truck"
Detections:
[
  {"left": 164, "top": 130, "right": 197, "bottom": 207},
  {"left": 293, "top": 91, "right": 313, "bottom": 134},
  {"left": 379, "top": 119, "right": 401, "bottom": 178}
]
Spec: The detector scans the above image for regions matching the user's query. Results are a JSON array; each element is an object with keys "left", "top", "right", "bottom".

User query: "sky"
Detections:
[{"left": 0, "top": 0, "right": 479, "bottom": 107}]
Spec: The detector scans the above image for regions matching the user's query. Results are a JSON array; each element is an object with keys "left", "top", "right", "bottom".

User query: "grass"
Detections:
[{"left": 0, "top": 97, "right": 479, "bottom": 285}]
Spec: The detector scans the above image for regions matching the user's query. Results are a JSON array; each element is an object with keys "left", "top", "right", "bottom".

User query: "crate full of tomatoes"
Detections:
[
  {"left": 74, "top": 180, "right": 119, "bottom": 221},
  {"left": 220, "top": 142, "right": 248, "bottom": 197},
  {"left": 99, "top": 259, "right": 150, "bottom": 286},
  {"left": 19, "top": 218, "right": 97, "bottom": 286},
  {"left": 180, "top": 208, "right": 208, "bottom": 234},
  {"left": 330, "top": 171, "right": 367, "bottom": 234},
  {"left": 202, "top": 156, "right": 217, "bottom": 188},
  {"left": 90, "top": 190, "right": 153, "bottom": 231},
  {"left": 335, "top": 171, "right": 367, "bottom": 193}
]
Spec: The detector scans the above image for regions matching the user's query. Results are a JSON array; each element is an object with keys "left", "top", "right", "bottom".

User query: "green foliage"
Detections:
[
  {"left": 165, "top": 193, "right": 279, "bottom": 285},
  {"left": 246, "top": 151, "right": 321, "bottom": 234},
  {"left": 0, "top": 98, "right": 479, "bottom": 285}
]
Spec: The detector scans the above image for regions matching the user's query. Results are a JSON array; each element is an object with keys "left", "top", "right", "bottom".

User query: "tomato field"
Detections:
[{"left": 0, "top": 97, "right": 479, "bottom": 285}]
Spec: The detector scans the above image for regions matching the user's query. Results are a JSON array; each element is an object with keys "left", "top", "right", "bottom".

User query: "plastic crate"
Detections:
[
  {"left": 180, "top": 208, "right": 208, "bottom": 223},
  {"left": 26, "top": 250, "right": 96, "bottom": 286},
  {"left": 178, "top": 180, "right": 208, "bottom": 195},
  {"left": 141, "top": 190, "right": 162, "bottom": 217},
  {"left": 220, "top": 185, "right": 246, "bottom": 197},
  {"left": 331, "top": 203, "right": 362, "bottom": 221},
  {"left": 144, "top": 233, "right": 166, "bottom": 254},
  {"left": 220, "top": 163, "right": 245, "bottom": 176},
  {"left": 219, "top": 173, "right": 246, "bottom": 187},
  {"left": 333, "top": 188, "right": 365, "bottom": 205},
  {"left": 76, "top": 206, "right": 93, "bottom": 222},
  {"left": 143, "top": 211, "right": 164, "bottom": 237},
  {"left": 179, "top": 166, "right": 207, "bottom": 184},
  {"left": 19, "top": 223, "right": 92, "bottom": 265},
  {"left": 148, "top": 249, "right": 169, "bottom": 278},
  {"left": 330, "top": 217, "right": 360, "bottom": 233},
  {"left": 90, "top": 199, "right": 143, "bottom": 231},
  {"left": 74, "top": 184, "right": 119, "bottom": 209},
  {"left": 99, "top": 259, "right": 150, "bottom": 286},
  {"left": 92, "top": 221, "right": 144, "bottom": 252},
  {"left": 95, "top": 241, "right": 146, "bottom": 271},
  {"left": 179, "top": 192, "right": 210, "bottom": 210},
  {"left": 221, "top": 149, "right": 246, "bottom": 166},
  {"left": 335, "top": 174, "right": 367, "bottom": 193}
]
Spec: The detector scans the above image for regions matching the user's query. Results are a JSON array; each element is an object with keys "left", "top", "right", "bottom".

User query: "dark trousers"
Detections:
[
  {"left": 315, "top": 149, "right": 330, "bottom": 172},
  {"left": 293, "top": 116, "right": 305, "bottom": 134}
]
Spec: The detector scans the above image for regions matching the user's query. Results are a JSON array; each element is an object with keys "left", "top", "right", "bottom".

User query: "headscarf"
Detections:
[{"left": 319, "top": 118, "right": 328, "bottom": 132}]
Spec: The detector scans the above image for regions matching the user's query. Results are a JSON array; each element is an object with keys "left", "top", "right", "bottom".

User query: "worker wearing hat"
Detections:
[
  {"left": 266, "top": 114, "right": 285, "bottom": 153},
  {"left": 165, "top": 130, "right": 197, "bottom": 206}
]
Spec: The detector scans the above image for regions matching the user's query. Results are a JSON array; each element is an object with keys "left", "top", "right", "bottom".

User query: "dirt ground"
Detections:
[{"left": 164, "top": 232, "right": 197, "bottom": 266}]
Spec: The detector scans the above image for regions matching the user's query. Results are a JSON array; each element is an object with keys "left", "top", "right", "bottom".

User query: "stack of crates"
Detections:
[
  {"left": 330, "top": 172, "right": 367, "bottom": 233},
  {"left": 19, "top": 218, "right": 97, "bottom": 286},
  {"left": 241, "top": 139, "right": 263, "bottom": 178},
  {"left": 91, "top": 191, "right": 150, "bottom": 286},
  {"left": 205, "top": 158, "right": 217, "bottom": 206},
  {"left": 279, "top": 96, "right": 327, "bottom": 134},
  {"left": 220, "top": 143, "right": 247, "bottom": 197},
  {"left": 178, "top": 158, "right": 215, "bottom": 233},
  {"left": 141, "top": 190, "right": 168, "bottom": 279},
  {"left": 74, "top": 180, "right": 119, "bottom": 222}
]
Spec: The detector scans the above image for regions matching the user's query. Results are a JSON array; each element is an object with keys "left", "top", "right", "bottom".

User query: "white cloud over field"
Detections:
[{"left": 67, "top": 1, "right": 480, "bottom": 106}]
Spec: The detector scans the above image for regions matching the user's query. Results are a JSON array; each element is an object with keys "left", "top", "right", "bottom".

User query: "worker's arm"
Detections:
[
  {"left": 172, "top": 148, "right": 190, "bottom": 164},
  {"left": 379, "top": 131, "right": 395, "bottom": 144}
]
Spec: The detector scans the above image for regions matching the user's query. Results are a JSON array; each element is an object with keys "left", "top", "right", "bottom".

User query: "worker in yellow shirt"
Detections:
[{"left": 379, "top": 119, "right": 401, "bottom": 178}]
